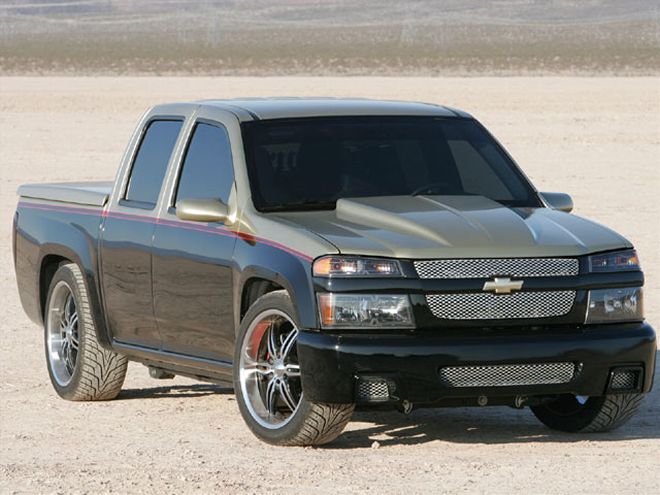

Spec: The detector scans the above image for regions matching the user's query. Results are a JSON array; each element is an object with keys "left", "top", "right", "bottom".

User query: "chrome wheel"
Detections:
[
  {"left": 46, "top": 281, "right": 79, "bottom": 386},
  {"left": 239, "top": 309, "right": 302, "bottom": 429}
]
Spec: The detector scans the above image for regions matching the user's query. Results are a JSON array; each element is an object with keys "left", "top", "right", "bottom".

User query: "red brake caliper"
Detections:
[{"left": 250, "top": 320, "right": 272, "bottom": 361}]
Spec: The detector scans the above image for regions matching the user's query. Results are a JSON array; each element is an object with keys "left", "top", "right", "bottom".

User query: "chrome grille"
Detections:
[
  {"left": 426, "top": 291, "right": 575, "bottom": 320},
  {"left": 414, "top": 258, "right": 579, "bottom": 279},
  {"left": 439, "top": 362, "right": 576, "bottom": 388}
]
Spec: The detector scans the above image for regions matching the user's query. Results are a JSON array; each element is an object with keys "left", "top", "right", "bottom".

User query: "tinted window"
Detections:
[
  {"left": 175, "top": 123, "right": 234, "bottom": 206},
  {"left": 449, "top": 141, "right": 514, "bottom": 199},
  {"left": 125, "top": 120, "right": 183, "bottom": 205},
  {"left": 243, "top": 117, "right": 540, "bottom": 211}
]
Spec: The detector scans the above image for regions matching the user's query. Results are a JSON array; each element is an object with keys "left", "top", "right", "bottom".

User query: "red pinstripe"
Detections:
[{"left": 18, "top": 201, "right": 313, "bottom": 262}]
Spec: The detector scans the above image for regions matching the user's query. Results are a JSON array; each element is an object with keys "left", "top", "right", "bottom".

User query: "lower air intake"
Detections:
[
  {"left": 439, "top": 362, "right": 576, "bottom": 388},
  {"left": 610, "top": 370, "right": 638, "bottom": 390},
  {"left": 356, "top": 378, "right": 391, "bottom": 402}
]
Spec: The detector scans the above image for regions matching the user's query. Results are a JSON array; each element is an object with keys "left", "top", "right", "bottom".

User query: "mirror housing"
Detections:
[
  {"left": 176, "top": 198, "right": 229, "bottom": 223},
  {"left": 539, "top": 192, "right": 573, "bottom": 213}
]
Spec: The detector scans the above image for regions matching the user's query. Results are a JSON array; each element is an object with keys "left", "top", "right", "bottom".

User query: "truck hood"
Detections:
[{"left": 272, "top": 195, "right": 632, "bottom": 259}]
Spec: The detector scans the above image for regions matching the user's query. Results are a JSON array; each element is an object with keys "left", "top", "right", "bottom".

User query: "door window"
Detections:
[
  {"left": 175, "top": 122, "right": 235, "bottom": 206},
  {"left": 125, "top": 119, "right": 183, "bottom": 206}
]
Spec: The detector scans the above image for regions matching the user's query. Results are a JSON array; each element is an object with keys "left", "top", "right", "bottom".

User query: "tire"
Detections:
[
  {"left": 233, "top": 290, "right": 354, "bottom": 446},
  {"left": 531, "top": 393, "right": 645, "bottom": 433},
  {"left": 44, "top": 263, "right": 128, "bottom": 401}
]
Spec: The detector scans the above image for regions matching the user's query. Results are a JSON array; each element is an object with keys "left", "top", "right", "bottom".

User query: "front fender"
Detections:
[{"left": 233, "top": 238, "right": 317, "bottom": 331}]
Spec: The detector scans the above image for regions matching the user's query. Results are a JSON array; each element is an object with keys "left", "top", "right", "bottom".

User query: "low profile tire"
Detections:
[
  {"left": 44, "top": 263, "right": 128, "bottom": 401},
  {"left": 234, "top": 290, "right": 354, "bottom": 446},
  {"left": 531, "top": 393, "right": 645, "bottom": 433}
]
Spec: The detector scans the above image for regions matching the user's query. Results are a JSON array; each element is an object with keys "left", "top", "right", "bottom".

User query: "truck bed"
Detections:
[{"left": 18, "top": 181, "right": 113, "bottom": 207}]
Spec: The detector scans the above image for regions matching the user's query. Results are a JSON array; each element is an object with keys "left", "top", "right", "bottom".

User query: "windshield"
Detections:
[{"left": 242, "top": 117, "right": 541, "bottom": 212}]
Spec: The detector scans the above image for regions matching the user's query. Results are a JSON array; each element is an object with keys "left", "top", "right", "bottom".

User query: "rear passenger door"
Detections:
[
  {"left": 151, "top": 113, "right": 238, "bottom": 362},
  {"left": 100, "top": 117, "right": 185, "bottom": 348}
]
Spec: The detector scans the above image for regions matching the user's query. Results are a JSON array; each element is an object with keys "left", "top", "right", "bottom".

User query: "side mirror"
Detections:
[
  {"left": 176, "top": 198, "right": 229, "bottom": 223},
  {"left": 539, "top": 192, "right": 573, "bottom": 213}
]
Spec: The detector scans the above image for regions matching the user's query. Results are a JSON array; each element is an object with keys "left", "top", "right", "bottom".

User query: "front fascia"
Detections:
[
  {"left": 311, "top": 257, "right": 645, "bottom": 330},
  {"left": 297, "top": 321, "right": 656, "bottom": 404}
]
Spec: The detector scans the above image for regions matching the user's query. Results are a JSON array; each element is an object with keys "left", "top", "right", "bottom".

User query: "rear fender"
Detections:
[{"left": 14, "top": 204, "right": 113, "bottom": 348}]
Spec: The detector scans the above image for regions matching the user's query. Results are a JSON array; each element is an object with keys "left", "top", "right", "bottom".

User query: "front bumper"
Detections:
[{"left": 297, "top": 322, "right": 656, "bottom": 405}]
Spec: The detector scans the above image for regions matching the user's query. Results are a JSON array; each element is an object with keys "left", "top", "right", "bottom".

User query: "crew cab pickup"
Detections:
[{"left": 13, "top": 99, "right": 656, "bottom": 445}]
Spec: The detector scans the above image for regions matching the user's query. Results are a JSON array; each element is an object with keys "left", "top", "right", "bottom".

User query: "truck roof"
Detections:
[{"left": 194, "top": 97, "right": 471, "bottom": 121}]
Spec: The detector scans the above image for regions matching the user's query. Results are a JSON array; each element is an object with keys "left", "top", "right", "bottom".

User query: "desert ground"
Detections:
[{"left": 0, "top": 76, "right": 659, "bottom": 494}]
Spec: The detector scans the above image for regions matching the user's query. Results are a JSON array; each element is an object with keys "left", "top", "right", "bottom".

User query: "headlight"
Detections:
[
  {"left": 318, "top": 293, "right": 414, "bottom": 329},
  {"left": 585, "top": 287, "right": 643, "bottom": 324},
  {"left": 589, "top": 250, "right": 640, "bottom": 273},
  {"left": 313, "top": 256, "right": 401, "bottom": 278}
]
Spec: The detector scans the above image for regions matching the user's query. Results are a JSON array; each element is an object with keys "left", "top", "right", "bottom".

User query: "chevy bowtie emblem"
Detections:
[{"left": 482, "top": 277, "right": 524, "bottom": 294}]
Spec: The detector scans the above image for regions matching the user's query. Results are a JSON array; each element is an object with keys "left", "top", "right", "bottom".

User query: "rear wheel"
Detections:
[
  {"left": 44, "top": 263, "right": 128, "bottom": 401},
  {"left": 531, "top": 393, "right": 645, "bottom": 432},
  {"left": 234, "top": 290, "right": 354, "bottom": 446}
]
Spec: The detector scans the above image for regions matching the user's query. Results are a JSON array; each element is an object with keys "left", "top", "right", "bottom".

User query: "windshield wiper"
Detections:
[{"left": 260, "top": 200, "right": 337, "bottom": 212}]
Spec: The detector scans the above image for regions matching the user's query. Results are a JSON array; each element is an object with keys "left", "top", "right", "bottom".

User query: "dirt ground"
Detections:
[{"left": 0, "top": 77, "right": 658, "bottom": 494}]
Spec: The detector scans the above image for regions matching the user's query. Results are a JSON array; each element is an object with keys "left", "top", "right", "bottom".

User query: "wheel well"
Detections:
[
  {"left": 39, "top": 255, "right": 70, "bottom": 318},
  {"left": 240, "top": 278, "right": 284, "bottom": 321}
]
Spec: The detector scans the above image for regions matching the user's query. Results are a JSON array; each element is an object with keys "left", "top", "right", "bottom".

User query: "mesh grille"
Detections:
[
  {"left": 414, "top": 258, "right": 579, "bottom": 279},
  {"left": 439, "top": 362, "right": 576, "bottom": 388},
  {"left": 357, "top": 379, "right": 390, "bottom": 401},
  {"left": 610, "top": 371, "right": 637, "bottom": 390},
  {"left": 426, "top": 291, "right": 575, "bottom": 320}
]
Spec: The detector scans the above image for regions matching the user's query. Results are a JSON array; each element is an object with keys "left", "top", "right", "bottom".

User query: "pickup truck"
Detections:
[{"left": 13, "top": 98, "right": 656, "bottom": 446}]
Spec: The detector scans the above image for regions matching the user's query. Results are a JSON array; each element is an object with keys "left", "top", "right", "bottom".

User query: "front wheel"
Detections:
[
  {"left": 234, "top": 290, "right": 354, "bottom": 446},
  {"left": 531, "top": 393, "right": 645, "bottom": 433}
]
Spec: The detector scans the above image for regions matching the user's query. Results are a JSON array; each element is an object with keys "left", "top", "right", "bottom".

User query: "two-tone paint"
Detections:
[{"left": 13, "top": 98, "right": 656, "bottom": 403}]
